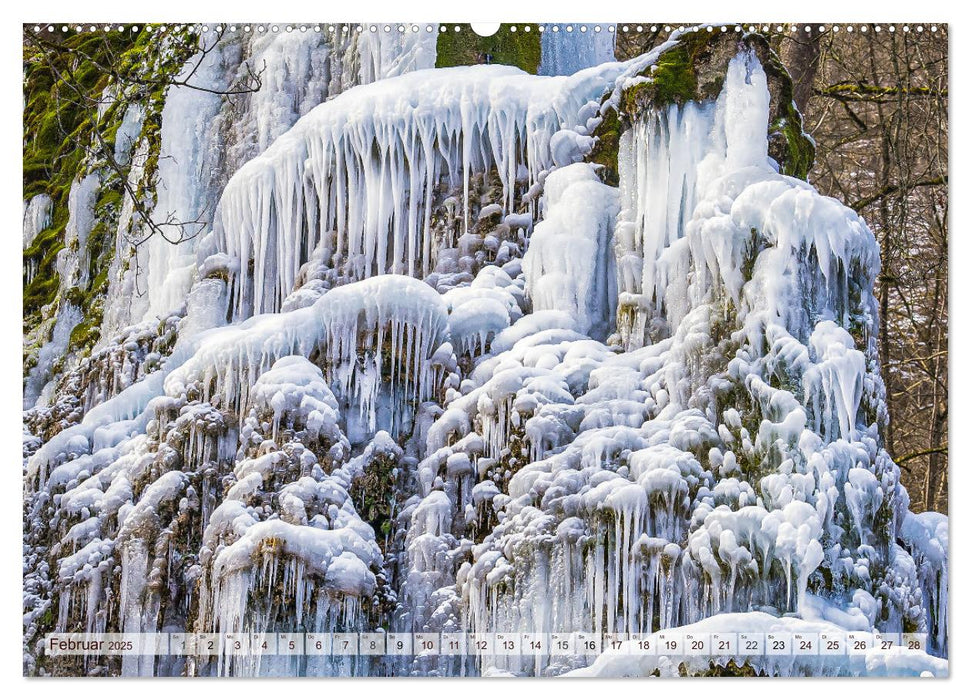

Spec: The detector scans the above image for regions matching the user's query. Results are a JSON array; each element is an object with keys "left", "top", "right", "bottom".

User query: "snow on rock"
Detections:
[
  {"left": 523, "top": 162, "right": 619, "bottom": 339},
  {"left": 165, "top": 274, "right": 448, "bottom": 441},
  {"left": 250, "top": 356, "right": 342, "bottom": 445},
  {"left": 443, "top": 264, "right": 525, "bottom": 359},
  {"left": 567, "top": 612, "right": 948, "bottom": 677}
]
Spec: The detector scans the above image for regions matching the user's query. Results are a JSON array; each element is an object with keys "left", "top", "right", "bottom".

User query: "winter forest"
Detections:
[{"left": 22, "top": 22, "right": 948, "bottom": 677}]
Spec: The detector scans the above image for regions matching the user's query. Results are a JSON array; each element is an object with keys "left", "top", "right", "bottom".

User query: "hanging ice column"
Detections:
[
  {"left": 613, "top": 99, "right": 718, "bottom": 348},
  {"left": 139, "top": 40, "right": 223, "bottom": 323},
  {"left": 210, "top": 63, "right": 625, "bottom": 319},
  {"left": 523, "top": 162, "right": 619, "bottom": 339}
]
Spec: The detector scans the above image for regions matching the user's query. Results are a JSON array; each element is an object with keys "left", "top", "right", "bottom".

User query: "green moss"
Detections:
[
  {"left": 23, "top": 30, "right": 131, "bottom": 199},
  {"left": 68, "top": 312, "right": 102, "bottom": 351},
  {"left": 349, "top": 450, "right": 399, "bottom": 550},
  {"left": 755, "top": 37, "right": 816, "bottom": 181},
  {"left": 23, "top": 271, "right": 61, "bottom": 319},
  {"left": 648, "top": 43, "right": 698, "bottom": 105},
  {"left": 765, "top": 67, "right": 815, "bottom": 181},
  {"left": 588, "top": 30, "right": 816, "bottom": 185},
  {"left": 23, "top": 26, "right": 197, "bottom": 369},
  {"left": 436, "top": 24, "right": 541, "bottom": 74},
  {"left": 770, "top": 113, "right": 815, "bottom": 180},
  {"left": 587, "top": 106, "right": 622, "bottom": 187},
  {"left": 620, "top": 30, "right": 718, "bottom": 116},
  {"left": 22, "top": 30, "right": 126, "bottom": 345},
  {"left": 23, "top": 223, "right": 67, "bottom": 321}
]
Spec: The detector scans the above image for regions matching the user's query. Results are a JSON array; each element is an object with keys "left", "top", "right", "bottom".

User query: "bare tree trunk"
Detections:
[
  {"left": 924, "top": 283, "right": 947, "bottom": 511},
  {"left": 868, "top": 34, "right": 896, "bottom": 458},
  {"left": 783, "top": 30, "right": 822, "bottom": 115}
]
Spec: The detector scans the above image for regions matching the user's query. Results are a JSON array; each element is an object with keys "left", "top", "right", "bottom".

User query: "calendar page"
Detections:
[{"left": 22, "top": 21, "right": 949, "bottom": 678}]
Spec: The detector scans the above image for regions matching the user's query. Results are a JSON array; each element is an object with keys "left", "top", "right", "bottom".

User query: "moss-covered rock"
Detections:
[
  {"left": 586, "top": 106, "right": 622, "bottom": 187},
  {"left": 588, "top": 29, "right": 815, "bottom": 184},
  {"left": 23, "top": 26, "right": 197, "bottom": 375},
  {"left": 349, "top": 449, "right": 399, "bottom": 546},
  {"left": 436, "top": 24, "right": 541, "bottom": 74}
]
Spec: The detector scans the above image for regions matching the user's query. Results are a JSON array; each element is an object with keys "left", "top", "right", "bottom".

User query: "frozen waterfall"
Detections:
[{"left": 23, "top": 28, "right": 946, "bottom": 679}]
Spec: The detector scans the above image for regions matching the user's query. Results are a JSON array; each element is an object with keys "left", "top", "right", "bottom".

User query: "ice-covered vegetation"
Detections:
[{"left": 23, "top": 25, "right": 947, "bottom": 677}]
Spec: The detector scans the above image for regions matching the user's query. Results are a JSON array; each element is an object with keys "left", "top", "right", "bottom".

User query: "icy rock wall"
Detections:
[
  {"left": 27, "top": 26, "right": 438, "bottom": 414},
  {"left": 24, "top": 273, "right": 451, "bottom": 675},
  {"left": 357, "top": 26, "right": 440, "bottom": 83},
  {"left": 435, "top": 49, "right": 936, "bottom": 672},
  {"left": 92, "top": 28, "right": 438, "bottom": 349},
  {"left": 24, "top": 28, "right": 947, "bottom": 677},
  {"left": 210, "top": 63, "right": 624, "bottom": 318},
  {"left": 24, "top": 176, "right": 99, "bottom": 408}
]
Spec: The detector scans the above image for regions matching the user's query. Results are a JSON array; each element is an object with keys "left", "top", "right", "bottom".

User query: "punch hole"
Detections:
[{"left": 471, "top": 23, "right": 501, "bottom": 37}]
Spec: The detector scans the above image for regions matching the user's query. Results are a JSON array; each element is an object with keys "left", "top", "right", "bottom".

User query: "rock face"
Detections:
[{"left": 23, "top": 26, "right": 946, "bottom": 677}]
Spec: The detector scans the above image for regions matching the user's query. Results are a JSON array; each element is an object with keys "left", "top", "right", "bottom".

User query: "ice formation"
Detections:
[
  {"left": 523, "top": 162, "right": 619, "bottom": 338},
  {"left": 104, "top": 27, "right": 440, "bottom": 339},
  {"left": 23, "top": 27, "right": 947, "bottom": 678},
  {"left": 453, "top": 50, "right": 923, "bottom": 672},
  {"left": 210, "top": 62, "right": 624, "bottom": 318}
]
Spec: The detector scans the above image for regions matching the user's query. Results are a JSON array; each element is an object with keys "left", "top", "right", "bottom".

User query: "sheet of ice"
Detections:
[
  {"left": 539, "top": 24, "right": 617, "bottom": 77},
  {"left": 357, "top": 24, "right": 439, "bottom": 82},
  {"left": 113, "top": 104, "right": 145, "bottom": 166},
  {"left": 23, "top": 194, "right": 52, "bottom": 250},
  {"left": 140, "top": 34, "right": 227, "bottom": 322}
]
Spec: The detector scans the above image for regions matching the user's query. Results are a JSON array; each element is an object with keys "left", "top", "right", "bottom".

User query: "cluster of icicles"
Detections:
[
  {"left": 209, "top": 63, "right": 625, "bottom": 318},
  {"left": 25, "top": 277, "right": 447, "bottom": 676}
]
